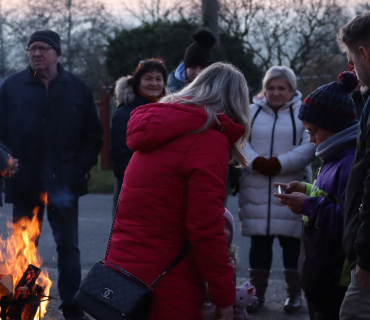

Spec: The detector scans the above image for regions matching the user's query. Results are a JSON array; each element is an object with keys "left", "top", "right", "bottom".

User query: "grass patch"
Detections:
[{"left": 88, "top": 166, "right": 115, "bottom": 194}]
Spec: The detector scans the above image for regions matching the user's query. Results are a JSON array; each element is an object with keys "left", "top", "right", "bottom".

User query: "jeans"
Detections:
[
  {"left": 13, "top": 198, "right": 81, "bottom": 307},
  {"left": 340, "top": 269, "right": 370, "bottom": 320},
  {"left": 250, "top": 235, "right": 300, "bottom": 271}
]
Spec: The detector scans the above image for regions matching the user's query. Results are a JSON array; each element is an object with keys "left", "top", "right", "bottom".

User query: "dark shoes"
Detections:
[
  {"left": 62, "top": 306, "right": 89, "bottom": 320},
  {"left": 283, "top": 294, "right": 302, "bottom": 312},
  {"left": 247, "top": 298, "right": 264, "bottom": 312}
]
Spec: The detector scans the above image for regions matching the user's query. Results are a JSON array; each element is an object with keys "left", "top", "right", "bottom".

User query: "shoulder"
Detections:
[
  {"left": 249, "top": 103, "right": 264, "bottom": 114},
  {"left": 341, "top": 149, "right": 356, "bottom": 166},
  {"left": 63, "top": 69, "right": 91, "bottom": 92},
  {"left": 2, "top": 69, "right": 27, "bottom": 87},
  {"left": 167, "top": 71, "right": 185, "bottom": 92},
  {"left": 115, "top": 76, "right": 135, "bottom": 106},
  {"left": 113, "top": 105, "right": 136, "bottom": 122},
  {"left": 189, "top": 129, "right": 230, "bottom": 157}
]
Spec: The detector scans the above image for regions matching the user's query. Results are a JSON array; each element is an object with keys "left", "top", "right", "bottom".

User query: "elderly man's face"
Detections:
[{"left": 27, "top": 41, "right": 60, "bottom": 73}]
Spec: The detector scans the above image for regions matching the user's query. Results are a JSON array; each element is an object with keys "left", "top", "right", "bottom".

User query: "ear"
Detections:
[{"left": 359, "top": 46, "right": 370, "bottom": 64}]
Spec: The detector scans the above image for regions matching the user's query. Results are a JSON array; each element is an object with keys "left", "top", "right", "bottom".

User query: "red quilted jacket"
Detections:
[{"left": 106, "top": 102, "right": 245, "bottom": 319}]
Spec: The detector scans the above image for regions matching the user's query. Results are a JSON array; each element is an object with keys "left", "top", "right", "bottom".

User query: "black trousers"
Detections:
[
  {"left": 306, "top": 285, "right": 347, "bottom": 320},
  {"left": 250, "top": 235, "right": 301, "bottom": 271}
]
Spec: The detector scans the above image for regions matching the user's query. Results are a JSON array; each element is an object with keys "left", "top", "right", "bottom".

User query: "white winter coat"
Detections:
[{"left": 239, "top": 91, "right": 316, "bottom": 238}]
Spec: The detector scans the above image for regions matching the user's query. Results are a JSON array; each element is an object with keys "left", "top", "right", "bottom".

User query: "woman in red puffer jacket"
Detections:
[{"left": 106, "top": 62, "right": 250, "bottom": 320}]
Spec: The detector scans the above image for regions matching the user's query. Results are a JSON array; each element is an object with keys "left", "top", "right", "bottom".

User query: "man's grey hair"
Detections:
[
  {"left": 337, "top": 11, "right": 370, "bottom": 52},
  {"left": 262, "top": 66, "right": 297, "bottom": 92},
  {"left": 160, "top": 62, "right": 250, "bottom": 167}
]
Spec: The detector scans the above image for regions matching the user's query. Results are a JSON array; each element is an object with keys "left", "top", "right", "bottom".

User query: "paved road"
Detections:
[{"left": 0, "top": 194, "right": 308, "bottom": 319}]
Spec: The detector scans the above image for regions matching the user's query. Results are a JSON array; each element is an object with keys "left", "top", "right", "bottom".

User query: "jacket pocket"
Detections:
[{"left": 59, "top": 151, "right": 86, "bottom": 192}]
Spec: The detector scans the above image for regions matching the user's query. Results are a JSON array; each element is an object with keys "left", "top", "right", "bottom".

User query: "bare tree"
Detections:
[
  {"left": 119, "top": 0, "right": 202, "bottom": 25},
  {"left": 219, "top": 0, "right": 349, "bottom": 75},
  {"left": 2, "top": 0, "right": 113, "bottom": 92}
]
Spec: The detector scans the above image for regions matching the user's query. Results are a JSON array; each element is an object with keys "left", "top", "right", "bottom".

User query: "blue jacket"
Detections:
[{"left": 167, "top": 63, "right": 186, "bottom": 93}]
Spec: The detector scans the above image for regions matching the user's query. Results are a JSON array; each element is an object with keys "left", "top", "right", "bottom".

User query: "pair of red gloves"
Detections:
[{"left": 252, "top": 157, "right": 282, "bottom": 176}]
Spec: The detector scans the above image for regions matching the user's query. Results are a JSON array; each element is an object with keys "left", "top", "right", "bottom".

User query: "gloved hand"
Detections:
[
  {"left": 264, "top": 157, "right": 282, "bottom": 176},
  {"left": 252, "top": 157, "right": 281, "bottom": 176},
  {"left": 252, "top": 157, "right": 268, "bottom": 174}
]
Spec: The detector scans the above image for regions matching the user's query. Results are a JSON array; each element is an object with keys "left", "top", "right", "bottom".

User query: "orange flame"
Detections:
[
  {"left": 0, "top": 192, "right": 52, "bottom": 319},
  {"left": 0, "top": 157, "right": 15, "bottom": 178}
]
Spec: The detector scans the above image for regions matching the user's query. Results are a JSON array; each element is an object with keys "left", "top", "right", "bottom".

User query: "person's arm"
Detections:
[
  {"left": 182, "top": 131, "right": 236, "bottom": 309},
  {"left": 354, "top": 124, "right": 370, "bottom": 272},
  {"left": 277, "top": 128, "right": 316, "bottom": 174},
  {"left": 76, "top": 92, "right": 103, "bottom": 172},
  {"left": 243, "top": 141, "right": 261, "bottom": 171},
  {"left": 111, "top": 108, "right": 133, "bottom": 181},
  {"left": 0, "top": 82, "right": 8, "bottom": 148},
  {"left": 301, "top": 196, "right": 344, "bottom": 241}
]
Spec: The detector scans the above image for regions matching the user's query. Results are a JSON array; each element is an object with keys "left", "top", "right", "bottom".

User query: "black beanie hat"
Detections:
[
  {"left": 184, "top": 28, "right": 216, "bottom": 70},
  {"left": 27, "top": 30, "right": 62, "bottom": 55},
  {"left": 298, "top": 71, "right": 358, "bottom": 132}
]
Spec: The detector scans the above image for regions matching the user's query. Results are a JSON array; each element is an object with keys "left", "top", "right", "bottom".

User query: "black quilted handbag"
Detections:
[{"left": 74, "top": 197, "right": 191, "bottom": 320}]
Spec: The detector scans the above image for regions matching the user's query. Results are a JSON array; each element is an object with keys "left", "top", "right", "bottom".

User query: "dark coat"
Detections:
[
  {"left": 111, "top": 76, "right": 150, "bottom": 184},
  {"left": 0, "top": 63, "right": 103, "bottom": 205},
  {"left": 343, "top": 92, "right": 370, "bottom": 271}
]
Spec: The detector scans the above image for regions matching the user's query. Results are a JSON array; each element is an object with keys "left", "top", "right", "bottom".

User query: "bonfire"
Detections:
[{"left": 0, "top": 193, "right": 52, "bottom": 320}]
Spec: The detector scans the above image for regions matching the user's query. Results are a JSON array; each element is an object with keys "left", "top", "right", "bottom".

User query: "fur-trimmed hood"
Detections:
[{"left": 115, "top": 76, "right": 135, "bottom": 107}]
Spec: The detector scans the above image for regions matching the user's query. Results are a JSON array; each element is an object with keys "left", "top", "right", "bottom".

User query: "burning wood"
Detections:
[
  {"left": 0, "top": 193, "right": 52, "bottom": 319},
  {"left": 1, "top": 265, "right": 49, "bottom": 320}
]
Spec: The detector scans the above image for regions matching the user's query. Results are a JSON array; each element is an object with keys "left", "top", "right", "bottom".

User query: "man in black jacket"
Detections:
[
  {"left": 0, "top": 30, "right": 103, "bottom": 320},
  {"left": 337, "top": 12, "right": 370, "bottom": 320}
]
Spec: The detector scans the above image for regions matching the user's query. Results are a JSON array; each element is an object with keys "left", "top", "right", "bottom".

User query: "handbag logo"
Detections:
[{"left": 101, "top": 288, "right": 114, "bottom": 300}]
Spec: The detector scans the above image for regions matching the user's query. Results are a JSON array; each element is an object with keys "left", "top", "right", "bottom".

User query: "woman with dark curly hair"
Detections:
[{"left": 111, "top": 59, "right": 168, "bottom": 213}]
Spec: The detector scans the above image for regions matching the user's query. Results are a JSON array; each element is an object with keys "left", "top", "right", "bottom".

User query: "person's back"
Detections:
[{"left": 105, "top": 62, "right": 250, "bottom": 320}]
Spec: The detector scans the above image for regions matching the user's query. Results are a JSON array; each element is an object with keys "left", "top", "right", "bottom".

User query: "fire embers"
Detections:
[{"left": 0, "top": 193, "right": 52, "bottom": 319}]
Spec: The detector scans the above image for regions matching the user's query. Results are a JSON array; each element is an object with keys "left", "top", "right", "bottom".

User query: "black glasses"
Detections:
[
  {"left": 305, "top": 128, "right": 319, "bottom": 137},
  {"left": 26, "top": 46, "right": 53, "bottom": 54},
  {"left": 139, "top": 59, "right": 164, "bottom": 64}
]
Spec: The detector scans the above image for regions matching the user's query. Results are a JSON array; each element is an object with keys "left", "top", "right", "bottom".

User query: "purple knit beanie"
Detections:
[
  {"left": 223, "top": 208, "right": 234, "bottom": 246},
  {"left": 298, "top": 71, "right": 358, "bottom": 132}
]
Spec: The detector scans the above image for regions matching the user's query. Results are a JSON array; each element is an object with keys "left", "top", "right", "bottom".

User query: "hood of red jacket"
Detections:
[{"left": 126, "top": 103, "right": 246, "bottom": 152}]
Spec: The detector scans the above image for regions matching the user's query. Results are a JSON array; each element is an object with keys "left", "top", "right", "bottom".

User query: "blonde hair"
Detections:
[
  {"left": 262, "top": 66, "right": 297, "bottom": 92},
  {"left": 228, "top": 244, "right": 238, "bottom": 270},
  {"left": 160, "top": 62, "right": 250, "bottom": 167}
]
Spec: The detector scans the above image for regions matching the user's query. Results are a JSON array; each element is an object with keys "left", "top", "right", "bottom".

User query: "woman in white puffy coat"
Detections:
[{"left": 239, "top": 66, "right": 316, "bottom": 312}]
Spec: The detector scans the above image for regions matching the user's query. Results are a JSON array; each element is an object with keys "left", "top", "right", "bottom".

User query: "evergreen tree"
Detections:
[{"left": 106, "top": 19, "right": 262, "bottom": 94}]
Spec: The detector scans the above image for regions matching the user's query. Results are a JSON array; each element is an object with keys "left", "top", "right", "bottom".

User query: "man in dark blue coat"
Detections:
[{"left": 0, "top": 30, "right": 103, "bottom": 320}]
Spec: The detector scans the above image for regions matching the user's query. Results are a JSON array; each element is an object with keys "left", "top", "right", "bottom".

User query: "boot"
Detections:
[
  {"left": 61, "top": 306, "right": 89, "bottom": 320},
  {"left": 283, "top": 269, "right": 302, "bottom": 312},
  {"left": 247, "top": 268, "right": 270, "bottom": 312}
]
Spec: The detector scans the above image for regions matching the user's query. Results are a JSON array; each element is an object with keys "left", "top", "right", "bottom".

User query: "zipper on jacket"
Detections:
[
  {"left": 289, "top": 105, "right": 297, "bottom": 145},
  {"left": 267, "top": 112, "right": 278, "bottom": 236}
]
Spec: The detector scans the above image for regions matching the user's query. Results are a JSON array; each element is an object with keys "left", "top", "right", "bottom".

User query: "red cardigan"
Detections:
[{"left": 106, "top": 102, "right": 245, "bottom": 319}]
